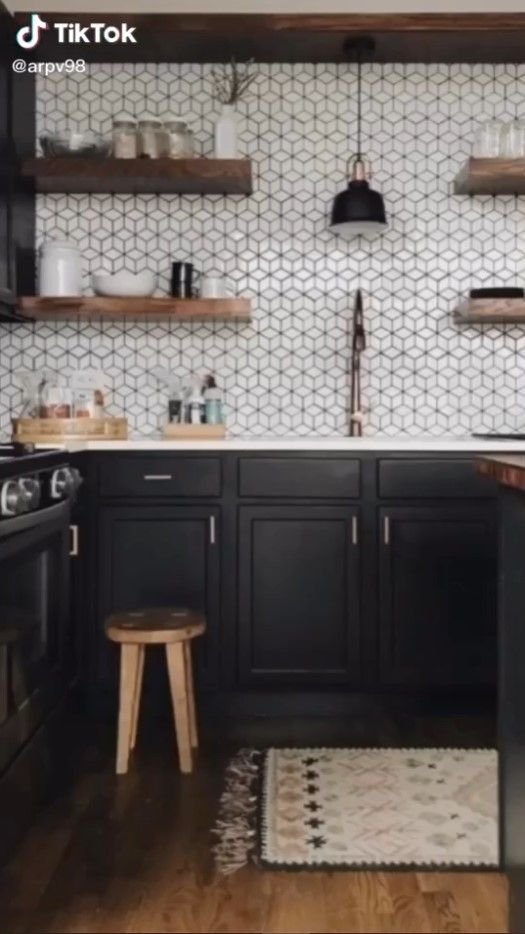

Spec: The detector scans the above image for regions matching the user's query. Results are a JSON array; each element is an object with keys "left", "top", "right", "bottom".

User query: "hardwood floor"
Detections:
[{"left": 0, "top": 711, "right": 507, "bottom": 934}]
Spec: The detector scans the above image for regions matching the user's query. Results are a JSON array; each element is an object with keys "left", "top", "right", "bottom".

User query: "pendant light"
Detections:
[{"left": 330, "top": 37, "right": 387, "bottom": 239}]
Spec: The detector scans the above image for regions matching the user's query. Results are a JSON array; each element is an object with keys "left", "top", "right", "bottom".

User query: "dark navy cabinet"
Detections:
[
  {"left": 86, "top": 451, "right": 498, "bottom": 704},
  {"left": 98, "top": 505, "right": 220, "bottom": 688},
  {"left": 238, "top": 505, "right": 361, "bottom": 686},
  {"left": 0, "top": 1, "right": 35, "bottom": 319},
  {"left": 378, "top": 505, "right": 497, "bottom": 689}
]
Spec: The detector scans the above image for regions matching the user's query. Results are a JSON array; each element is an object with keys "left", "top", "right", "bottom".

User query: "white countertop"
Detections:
[{"left": 38, "top": 435, "right": 525, "bottom": 453}]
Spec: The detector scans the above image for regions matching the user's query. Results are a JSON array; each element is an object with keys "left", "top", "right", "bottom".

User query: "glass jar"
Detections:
[
  {"left": 473, "top": 120, "right": 505, "bottom": 158},
  {"left": 164, "top": 121, "right": 194, "bottom": 159},
  {"left": 39, "top": 240, "right": 82, "bottom": 296},
  {"left": 501, "top": 120, "right": 525, "bottom": 158},
  {"left": 112, "top": 119, "right": 137, "bottom": 159},
  {"left": 137, "top": 119, "right": 163, "bottom": 158}
]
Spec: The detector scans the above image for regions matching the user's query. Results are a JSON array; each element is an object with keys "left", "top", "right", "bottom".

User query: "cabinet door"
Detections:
[
  {"left": 0, "top": 4, "right": 16, "bottom": 313},
  {"left": 239, "top": 506, "right": 360, "bottom": 686},
  {"left": 98, "top": 506, "right": 220, "bottom": 687},
  {"left": 379, "top": 506, "right": 497, "bottom": 688}
]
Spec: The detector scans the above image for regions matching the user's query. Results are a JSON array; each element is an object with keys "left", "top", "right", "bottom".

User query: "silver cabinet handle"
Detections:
[
  {"left": 209, "top": 515, "right": 216, "bottom": 545},
  {"left": 70, "top": 524, "right": 79, "bottom": 557},
  {"left": 351, "top": 515, "right": 359, "bottom": 546},
  {"left": 383, "top": 516, "right": 390, "bottom": 545},
  {"left": 143, "top": 474, "right": 173, "bottom": 481}
]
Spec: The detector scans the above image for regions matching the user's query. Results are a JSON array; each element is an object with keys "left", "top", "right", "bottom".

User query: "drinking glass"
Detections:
[
  {"left": 501, "top": 121, "right": 525, "bottom": 158},
  {"left": 473, "top": 121, "right": 505, "bottom": 157}
]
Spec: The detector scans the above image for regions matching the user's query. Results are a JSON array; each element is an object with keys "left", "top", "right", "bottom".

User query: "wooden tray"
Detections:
[
  {"left": 163, "top": 423, "right": 226, "bottom": 440},
  {"left": 12, "top": 416, "right": 128, "bottom": 442}
]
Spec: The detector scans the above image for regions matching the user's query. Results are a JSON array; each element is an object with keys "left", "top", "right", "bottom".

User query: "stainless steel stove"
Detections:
[
  {"left": 0, "top": 442, "right": 82, "bottom": 774},
  {"left": 0, "top": 443, "right": 80, "bottom": 518}
]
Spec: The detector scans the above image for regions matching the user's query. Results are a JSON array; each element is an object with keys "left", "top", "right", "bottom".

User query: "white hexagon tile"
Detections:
[{"left": 2, "top": 62, "right": 525, "bottom": 437}]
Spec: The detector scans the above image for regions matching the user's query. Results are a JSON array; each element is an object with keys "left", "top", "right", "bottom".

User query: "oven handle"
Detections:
[{"left": 0, "top": 500, "right": 70, "bottom": 541}]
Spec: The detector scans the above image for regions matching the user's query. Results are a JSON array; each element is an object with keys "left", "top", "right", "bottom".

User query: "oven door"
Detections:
[{"left": 0, "top": 500, "right": 70, "bottom": 773}]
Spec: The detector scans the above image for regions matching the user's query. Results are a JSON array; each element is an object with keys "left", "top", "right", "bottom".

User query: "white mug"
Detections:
[{"left": 200, "top": 275, "right": 233, "bottom": 299}]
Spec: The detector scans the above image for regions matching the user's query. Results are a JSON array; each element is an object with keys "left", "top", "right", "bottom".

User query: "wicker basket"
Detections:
[{"left": 12, "top": 416, "right": 128, "bottom": 443}]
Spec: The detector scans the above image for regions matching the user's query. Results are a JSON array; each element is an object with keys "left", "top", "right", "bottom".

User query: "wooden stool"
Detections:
[{"left": 106, "top": 607, "right": 206, "bottom": 776}]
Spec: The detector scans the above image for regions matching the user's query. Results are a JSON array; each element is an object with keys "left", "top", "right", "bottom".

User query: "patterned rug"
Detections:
[{"left": 212, "top": 747, "right": 498, "bottom": 873}]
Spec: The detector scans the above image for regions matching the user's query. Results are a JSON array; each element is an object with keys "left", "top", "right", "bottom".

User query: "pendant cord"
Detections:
[{"left": 356, "top": 54, "right": 362, "bottom": 160}]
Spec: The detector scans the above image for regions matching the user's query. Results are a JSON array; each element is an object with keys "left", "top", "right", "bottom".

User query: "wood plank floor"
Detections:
[{"left": 0, "top": 712, "right": 507, "bottom": 934}]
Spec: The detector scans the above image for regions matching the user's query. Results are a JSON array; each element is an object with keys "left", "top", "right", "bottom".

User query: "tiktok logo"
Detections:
[{"left": 16, "top": 13, "right": 49, "bottom": 49}]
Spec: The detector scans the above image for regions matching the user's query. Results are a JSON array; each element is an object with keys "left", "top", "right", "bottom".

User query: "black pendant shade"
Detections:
[
  {"left": 330, "top": 38, "right": 387, "bottom": 239},
  {"left": 330, "top": 165, "right": 387, "bottom": 239}
]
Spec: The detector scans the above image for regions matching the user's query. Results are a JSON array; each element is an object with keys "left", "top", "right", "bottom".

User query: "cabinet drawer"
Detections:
[
  {"left": 378, "top": 458, "right": 494, "bottom": 499},
  {"left": 99, "top": 456, "right": 222, "bottom": 498},
  {"left": 239, "top": 457, "right": 360, "bottom": 498}
]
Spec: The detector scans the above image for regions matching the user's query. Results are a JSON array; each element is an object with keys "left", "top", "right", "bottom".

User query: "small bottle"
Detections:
[
  {"left": 189, "top": 377, "right": 205, "bottom": 425},
  {"left": 168, "top": 391, "right": 182, "bottom": 423},
  {"left": 204, "top": 374, "right": 223, "bottom": 425}
]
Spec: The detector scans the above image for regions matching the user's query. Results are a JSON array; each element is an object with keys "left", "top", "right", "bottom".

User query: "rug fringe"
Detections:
[{"left": 211, "top": 748, "right": 261, "bottom": 875}]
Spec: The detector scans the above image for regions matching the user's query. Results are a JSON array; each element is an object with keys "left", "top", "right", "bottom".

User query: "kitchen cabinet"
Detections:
[
  {"left": 238, "top": 505, "right": 361, "bottom": 686},
  {"left": 0, "top": 2, "right": 35, "bottom": 319},
  {"left": 81, "top": 452, "right": 498, "bottom": 710},
  {"left": 0, "top": 4, "right": 16, "bottom": 316},
  {"left": 378, "top": 505, "right": 497, "bottom": 689},
  {"left": 97, "top": 505, "right": 220, "bottom": 688}
]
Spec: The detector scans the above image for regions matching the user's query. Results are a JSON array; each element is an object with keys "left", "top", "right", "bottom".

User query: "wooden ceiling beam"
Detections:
[{"left": 13, "top": 12, "right": 525, "bottom": 63}]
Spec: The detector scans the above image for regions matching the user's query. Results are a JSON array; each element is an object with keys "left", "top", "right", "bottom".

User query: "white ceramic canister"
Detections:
[
  {"left": 214, "top": 104, "right": 238, "bottom": 159},
  {"left": 39, "top": 240, "right": 82, "bottom": 296}
]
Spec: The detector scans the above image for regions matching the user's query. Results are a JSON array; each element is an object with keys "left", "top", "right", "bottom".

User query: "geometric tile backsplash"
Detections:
[{"left": 1, "top": 62, "right": 525, "bottom": 438}]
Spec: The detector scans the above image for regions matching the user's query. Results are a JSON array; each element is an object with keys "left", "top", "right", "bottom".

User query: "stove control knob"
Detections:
[
  {"left": 50, "top": 467, "right": 77, "bottom": 500},
  {"left": 19, "top": 477, "right": 41, "bottom": 509},
  {"left": 0, "top": 479, "right": 31, "bottom": 516}
]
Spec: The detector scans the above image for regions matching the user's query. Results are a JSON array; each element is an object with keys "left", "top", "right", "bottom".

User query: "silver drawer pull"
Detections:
[
  {"left": 209, "top": 515, "right": 216, "bottom": 545},
  {"left": 383, "top": 515, "right": 390, "bottom": 545},
  {"left": 143, "top": 474, "right": 173, "bottom": 481},
  {"left": 351, "top": 515, "right": 359, "bottom": 546},
  {"left": 70, "top": 524, "right": 79, "bottom": 557}
]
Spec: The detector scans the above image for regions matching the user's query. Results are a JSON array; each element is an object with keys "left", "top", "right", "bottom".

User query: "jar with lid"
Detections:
[
  {"left": 164, "top": 121, "right": 194, "bottom": 159},
  {"left": 39, "top": 240, "right": 82, "bottom": 296},
  {"left": 112, "top": 118, "right": 137, "bottom": 158},
  {"left": 137, "top": 118, "right": 165, "bottom": 158}
]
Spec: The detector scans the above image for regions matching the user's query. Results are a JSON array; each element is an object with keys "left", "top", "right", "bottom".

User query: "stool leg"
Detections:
[
  {"left": 184, "top": 640, "right": 198, "bottom": 750},
  {"left": 116, "top": 643, "right": 140, "bottom": 775},
  {"left": 166, "top": 643, "right": 193, "bottom": 774},
  {"left": 130, "top": 645, "right": 145, "bottom": 751}
]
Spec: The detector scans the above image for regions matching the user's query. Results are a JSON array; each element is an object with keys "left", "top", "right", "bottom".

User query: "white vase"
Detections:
[{"left": 214, "top": 104, "right": 238, "bottom": 158}]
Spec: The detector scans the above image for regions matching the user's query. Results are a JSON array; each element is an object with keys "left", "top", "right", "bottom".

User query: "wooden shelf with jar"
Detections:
[
  {"left": 17, "top": 296, "right": 252, "bottom": 323},
  {"left": 454, "top": 157, "right": 525, "bottom": 195},
  {"left": 20, "top": 157, "right": 253, "bottom": 195}
]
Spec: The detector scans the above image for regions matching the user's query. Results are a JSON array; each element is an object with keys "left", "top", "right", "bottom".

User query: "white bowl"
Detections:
[{"left": 92, "top": 270, "right": 156, "bottom": 297}]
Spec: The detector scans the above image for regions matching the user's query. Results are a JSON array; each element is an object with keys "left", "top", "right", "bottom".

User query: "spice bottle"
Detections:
[{"left": 204, "top": 375, "right": 223, "bottom": 425}]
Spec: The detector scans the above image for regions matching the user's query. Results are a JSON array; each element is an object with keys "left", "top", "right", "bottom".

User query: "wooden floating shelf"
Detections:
[
  {"left": 20, "top": 158, "right": 253, "bottom": 195},
  {"left": 455, "top": 297, "right": 525, "bottom": 324},
  {"left": 454, "top": 157, "right": 525, "bottom": 195},
  {"left": 18, "top": 296, "right": 252, "bottom": 323}
]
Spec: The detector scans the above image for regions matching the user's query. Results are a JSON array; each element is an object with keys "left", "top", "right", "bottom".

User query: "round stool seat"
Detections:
[{"left": 106, "top": 607, "right": 206, "bottom": 645}]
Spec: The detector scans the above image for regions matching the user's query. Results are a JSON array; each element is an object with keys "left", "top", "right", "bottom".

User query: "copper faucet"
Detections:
[{"left": 349, "top": 289, "right": 366, "bottom": 437}]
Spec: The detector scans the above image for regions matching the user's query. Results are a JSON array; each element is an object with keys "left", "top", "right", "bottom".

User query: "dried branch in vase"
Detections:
[{"left": 212, "top": 58, "right": 257, "bottom": 105}]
